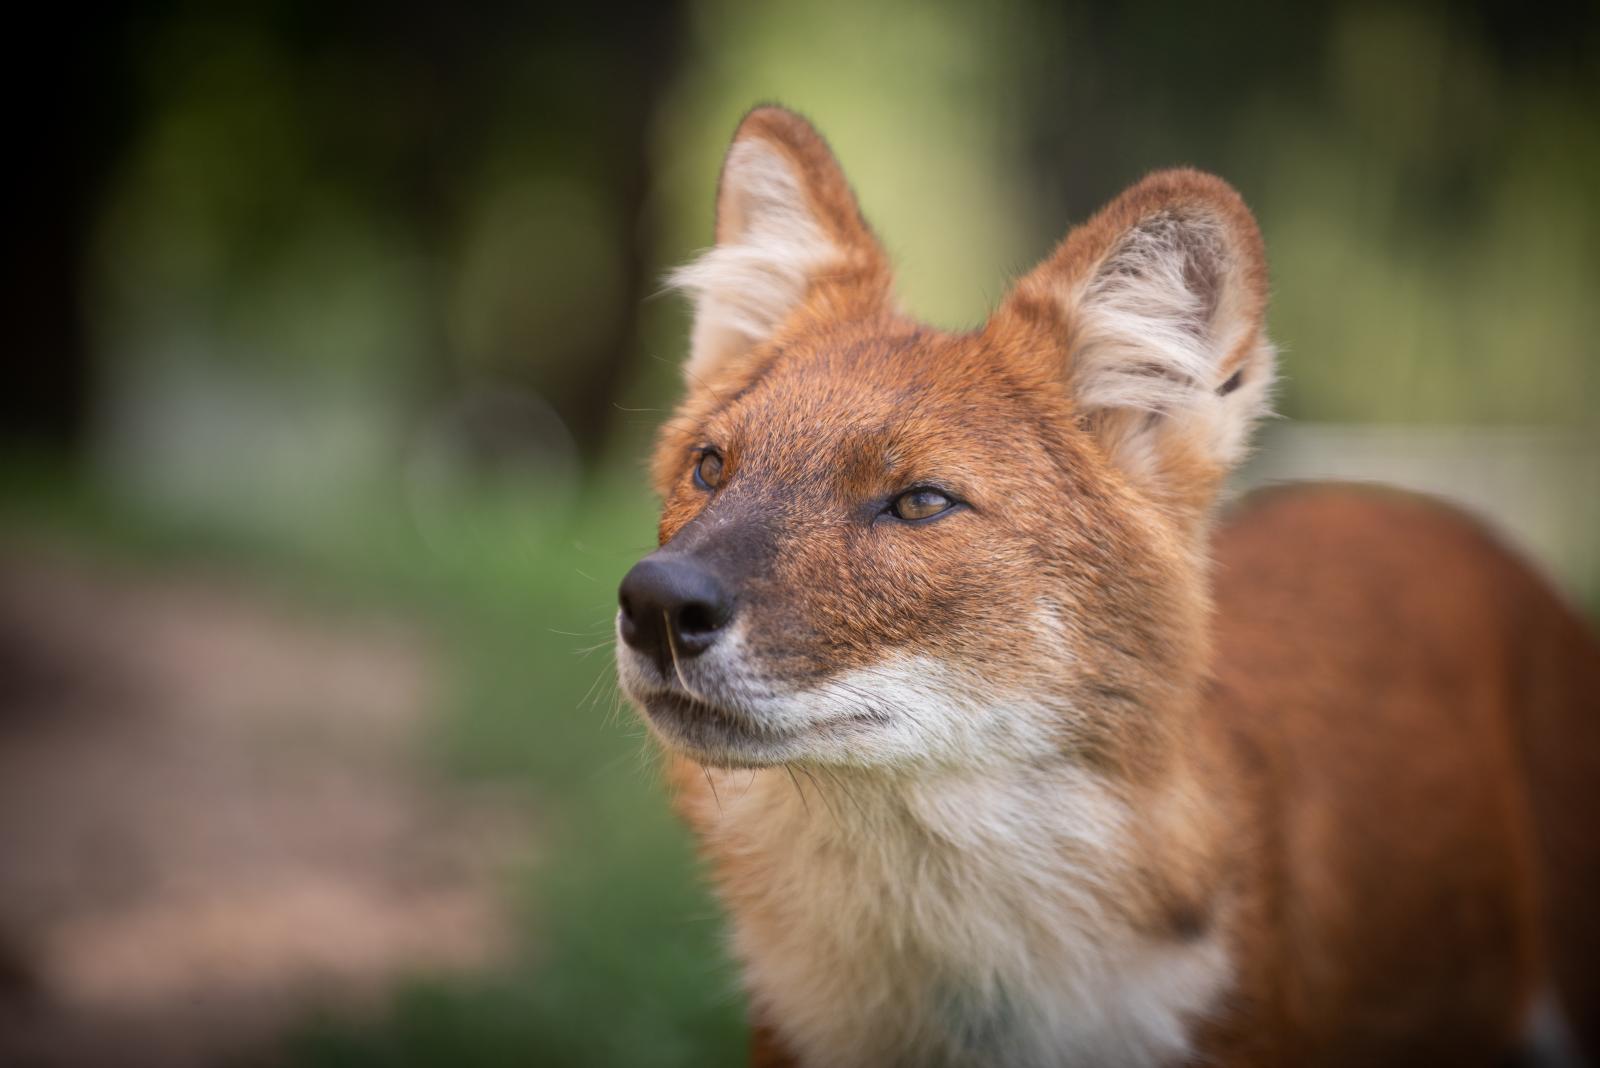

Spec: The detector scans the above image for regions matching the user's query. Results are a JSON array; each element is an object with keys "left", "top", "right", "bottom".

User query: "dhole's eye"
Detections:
[
  {"left": 889, "top": 488, "right": 955, "bottom": 522},
  {"left": 693, "top": 450, "right": 725, "bottom": 491}
]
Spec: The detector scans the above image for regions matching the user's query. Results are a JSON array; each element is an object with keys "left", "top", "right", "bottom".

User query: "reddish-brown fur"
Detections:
[
  {"left": 624, "top": 106, "right": 1600, "bottom": 1066},
  {"left": 1188, "top": 484, "right": 1598, "bottom": 1064}
]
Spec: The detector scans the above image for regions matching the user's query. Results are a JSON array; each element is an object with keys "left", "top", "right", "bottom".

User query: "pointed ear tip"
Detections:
[
  {"left": 718, "top": 103, "right": 884, "bottom": 259},
  {"left": 730, "top": 104, "right": 825, "bottom": 152},
  {"left": 1135, "top": 165, "right": 1238, "bottom": 191},
  {"left": 1117, "top": 167, "right": 1242, "bottom": 217},
  {"left": 1127, "top": 168, "right": 1261, "bottom": 233},
  {"left": 713, "top": 111, "right": 811, "bottom": 227}
]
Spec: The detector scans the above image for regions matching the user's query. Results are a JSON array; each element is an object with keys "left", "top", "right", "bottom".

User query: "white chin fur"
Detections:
[{"left": 617, "top": 620, "right": 1065, "bottom": 770}]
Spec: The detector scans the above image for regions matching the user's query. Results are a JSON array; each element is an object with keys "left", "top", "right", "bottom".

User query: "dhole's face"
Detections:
[
  {"left": 616, "top": 108, "right": 1268, "bottom": 770},
  {"left": 616, "top": 319, "right": 1187, "bottom": 770}
]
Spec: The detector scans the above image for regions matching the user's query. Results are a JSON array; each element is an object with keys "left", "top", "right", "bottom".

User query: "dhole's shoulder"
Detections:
[
  {"left": 1216, "top": 481, "right": 1524, "bottom": 577},
  {"left": 1209, "top": 481, "right": 1582, "bottom": 664},
  {"left": 1209, "top": 480, "right": 1574, "bottom": 663}
]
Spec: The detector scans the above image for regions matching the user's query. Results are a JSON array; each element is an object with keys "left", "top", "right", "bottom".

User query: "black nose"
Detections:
[{"left": 618, "top": 554, "right": 734, "bottom": 673}]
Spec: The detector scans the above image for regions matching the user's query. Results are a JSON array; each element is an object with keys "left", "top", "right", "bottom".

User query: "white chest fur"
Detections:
[{"left": 692, "top": 763, "right": 1230, "bottom": 1068}]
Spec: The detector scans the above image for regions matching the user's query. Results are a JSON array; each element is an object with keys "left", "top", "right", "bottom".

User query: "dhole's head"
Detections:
[{"left": 617, "top": 107, "right": 1272, "bottom": 772}]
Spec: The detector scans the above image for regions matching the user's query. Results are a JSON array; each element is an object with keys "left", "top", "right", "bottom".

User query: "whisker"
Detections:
[
  {"left": 662, "top": 611, "right": 703, "bottom": 700},
  {"left": 701, "top": 763, "right": 723, "bottom": 814},
  {"left": 579, "top": 664, "right": 611, "bottom": 712},
  {"left": 795, "top": 765, "right": 841, "bottom": 828},
  {"left": 683, "top": 368, "right": 730, "bottom": 411},
  {"left": 784, "top": 765, "right": 811, "bottom": 816},
  {"left": 820, "top": 765, "right": 873, "bottom": 824}
]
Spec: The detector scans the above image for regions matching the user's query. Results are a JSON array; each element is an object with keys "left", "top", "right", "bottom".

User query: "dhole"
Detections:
[{"left": 615, "top": 106, "right": 1600, "bottom": 1066}]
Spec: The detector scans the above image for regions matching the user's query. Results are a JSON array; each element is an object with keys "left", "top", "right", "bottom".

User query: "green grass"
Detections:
[{"left": 0, "top": 457, "right": 749, "bottom": 1067}]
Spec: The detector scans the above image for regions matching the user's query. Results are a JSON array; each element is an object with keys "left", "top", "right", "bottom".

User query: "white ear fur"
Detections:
[
  {"left": 1066, "top": 208, "right": 1274, "bottom": 492},
  {"left": 669, "top": 140, "right": 842, "bottom": 382}
]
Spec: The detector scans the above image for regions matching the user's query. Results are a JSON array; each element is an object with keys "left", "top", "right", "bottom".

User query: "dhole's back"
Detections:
[{"left": 1201, "top": 483, "right": 1600, "bottom": 1062}]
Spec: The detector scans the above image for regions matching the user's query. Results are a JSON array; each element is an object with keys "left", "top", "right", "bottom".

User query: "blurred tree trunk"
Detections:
[
  {"left": 1, "top": 9, "right": 149, "bottom": 455},
  {"left": 554, "top": 2, "right": 686, "bottom": 459},
  {"left": 316, "top": 2, "right": 688, "bottom": 463}
]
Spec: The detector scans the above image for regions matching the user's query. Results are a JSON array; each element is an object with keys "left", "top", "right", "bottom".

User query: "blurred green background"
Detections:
[{"left": 1, "top": 2, "right": 1596, "bottom": 1065}]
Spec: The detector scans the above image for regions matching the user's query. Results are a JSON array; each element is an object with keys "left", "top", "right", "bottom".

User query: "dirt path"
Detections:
[{"left": 0, "top": 543, "right": 530, "bottom": 1067}]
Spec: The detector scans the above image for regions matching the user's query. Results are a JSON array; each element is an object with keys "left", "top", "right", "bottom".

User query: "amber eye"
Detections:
[
  {"left": 890, "top": 488, "right": 955, "bottom": 522},
  {"left": 693, "top": 450, "right": 725, "bottom": 491}
]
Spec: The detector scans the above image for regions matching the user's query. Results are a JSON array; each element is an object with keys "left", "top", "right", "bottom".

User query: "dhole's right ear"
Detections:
[
  {"left": 669, "top": 107, "right": 892, "bottom": 383},
  {"left": 993, "top": 169, "right": 1274, "bottom": 527}
]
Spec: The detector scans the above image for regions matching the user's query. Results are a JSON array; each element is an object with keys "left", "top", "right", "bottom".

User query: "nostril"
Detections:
[
  {"left": 677, "top": 600, "right": 720, "bottom": 637},
  {"left": 618, "top": 592, "right": 636, "bottom": 623}
]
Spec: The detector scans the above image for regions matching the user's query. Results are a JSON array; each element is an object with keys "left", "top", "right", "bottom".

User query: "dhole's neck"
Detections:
[{"left": 682, "top": 716, "right": 1231, "bottom": 1067}]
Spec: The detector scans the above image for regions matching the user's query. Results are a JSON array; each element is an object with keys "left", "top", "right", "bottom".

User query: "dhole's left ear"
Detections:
[
  {"left": 670, "top": 106, "right": 893, "bottom": 383},
  {"left": 995, "top": 169, "right": 1274, "bottom": 523}
]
